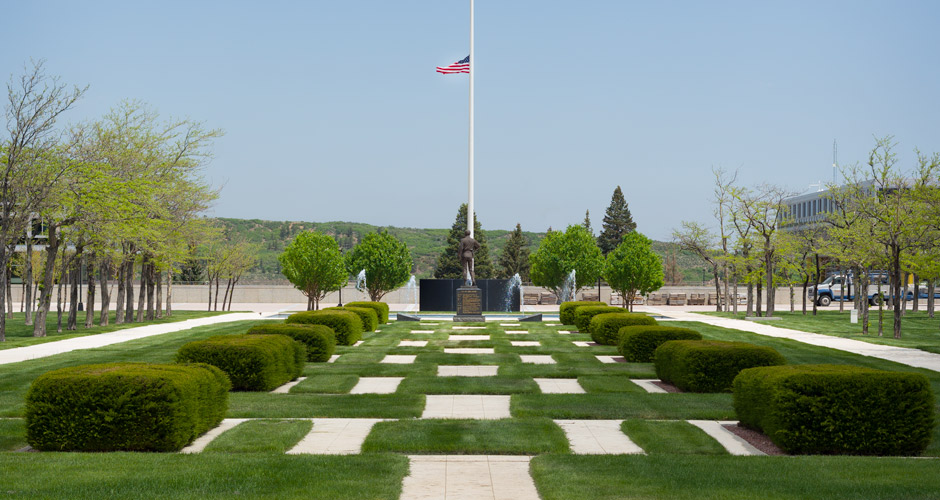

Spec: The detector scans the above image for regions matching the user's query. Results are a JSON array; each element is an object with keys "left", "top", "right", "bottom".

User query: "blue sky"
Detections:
[{"left": 3, "top": 1, "right": 939, "bottom": 240}]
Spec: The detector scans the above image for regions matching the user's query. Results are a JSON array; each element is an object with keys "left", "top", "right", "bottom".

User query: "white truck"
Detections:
[{"left": 808, "top": 273, "right": 890, "bottom": 307}]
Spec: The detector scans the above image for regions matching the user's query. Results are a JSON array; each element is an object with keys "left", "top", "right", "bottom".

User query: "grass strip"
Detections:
[
  {"left": 203, "top": 419, "right": 313, "bottom": 453},
  {"left": 397, "top": 376, "right": 539, "bottom": 394},
  {"left": 621, "top": 419, "right": 727, "bottom": 455},
  {"left": 511, "top": 393, "right": 735, "bottom": 420},
  {"left": 0, "top": 418, "right": 26, "bottom": 451},
  {"left": 227, "top": 393, "right": 425, "bottom": 418},
  {"left": 362, "top": 418, "right": 569, "bottom": 454}
]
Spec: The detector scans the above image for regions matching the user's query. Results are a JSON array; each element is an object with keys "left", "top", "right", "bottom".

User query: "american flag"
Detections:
[{"left": 436, "top": 55, "right": 470, "bottom": 74}]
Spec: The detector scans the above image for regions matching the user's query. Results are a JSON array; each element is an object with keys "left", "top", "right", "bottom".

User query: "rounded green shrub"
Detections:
[
  {"left": 654, "top": 340, "right": 785, "bottom": 393},
  {"left": 345, "top": 301, "right": 389, "bottom": 324},
  {"left": 589, "top": 312, "right": 658, "bottom": 345},
  {"left": 574, "top": 305, "right": 626, "bottom": 333},
  {"left": 324, "top": 306, "right": 378, "bottom": 332},
  {"left": 559, "top": 301, "right": 607, "bottom": 326},
  {"left": 25, "top": 362, "right": 229, "bottom": 452},
  {"left": 733, "top": 364, "right": 935, "bottom": 455},
  {"left": 286, "top": 310, "right": 363, "bottom": 345},
  {"left": 618, "top": 325, "right": 702, "bottom": 362},
  {"left": 176, "top": 334, "right": 305, "bottom": 391},
  {"left": 247, "top": 323, "right": 336, "bottom": 362}
]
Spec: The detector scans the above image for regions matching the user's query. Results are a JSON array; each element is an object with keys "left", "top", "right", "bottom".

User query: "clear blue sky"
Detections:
[{"left": 4, "top": 0, "right": 940, "bottom": 240}]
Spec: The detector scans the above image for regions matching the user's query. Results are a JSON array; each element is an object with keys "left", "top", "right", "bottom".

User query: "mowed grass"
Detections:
[
  {"left": 362, "top": 418, "right": 569, "bottom": 455},
  {"left": 203, "top": 419, "right": 312, "bottom": 454},
  {"left": 0, "top": 310, "right": 232, "bottom": 350},
  {"left": 701, "top": 309, "right": 940, "bottom": 353}
]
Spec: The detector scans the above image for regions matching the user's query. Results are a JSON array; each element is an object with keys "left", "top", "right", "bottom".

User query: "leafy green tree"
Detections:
[
  {"left": 433, "top": 204, "right": 494, "bottom": 279},
  {"left": 530, "top": 224, "right": 603, "bottom": 300},
  {"left": 604, "top": 232, "right": 664, "bottom": 311},
  {"left": 279, "top": 231, "right": 347, "bottom": 310},
  {"left": 597, "top": 186, "right": 637, "bottom": 255},
  {"left": 497, "top": 223, "right": 530, "bottom": 280},
  {"left": 346, "top": 230, "right": 412, "bottom": 301}
]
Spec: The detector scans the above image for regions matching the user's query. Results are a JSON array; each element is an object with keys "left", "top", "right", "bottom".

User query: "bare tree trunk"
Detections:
[
  {"left": 125, "top": 256, "right": 135, "bottom": 323},
  {"left": 912, "top": 273, "right": 920, "bottom": 312},
  {"left": 221, "top": 277, "right": 232, "bottom": 312},
  {"left": 928, "top": 281, "right": 935, "bottom": 319},
  {"left": 146, "top": 260, "right": 155, "bottom": 321},
  {"left": 746, "top": 282, "right": 754, "bottom": 317},
  {"left": 33, "top": 225, "right": 62, "bottom": 338},
  {"left": 5, "top": 265, "right": 13, "bottom": 318},
  {"left": 712, "top": 265, "right": 722, "bottom": 312},
  {"left": 136, "top": 257, "right": 146, "bottom": 323},
  {"left": 115, "top": 254, "right": 126, "bottom": 324},
  {"left": 155, "top": 270, "right": 163, "bottom": 319},
  {"left": 67, "top": 256, "right": 79, "bottom": 331},
  {"left": 789, "top": 283, "right": 794, "bottom": 312},
  {"left": 877, "top": 274, "right": 884, "bottom": 337},
  {"left": 213, "top": 277, "right": 221, "bottom": 311},
  {"left": 227, "top": 277, "right": 239, "bottom": 311},
  {"left": 860, "top": 270, "right": 870, "bottom": 335},
  {"left": 57, "top": 250, "right": 67, "bottom": 333},
  {"left": 839, "top": 268, "right": 846, "bottom": 313},
  {"left": 166, "top": 271, "right": 173, "bottom": 317},
  {"left": 207, "top": 273, "right": 214, "bottom": 311},
  {"left": 901, "top": 272, "right": 910, "bottom": 317},
  {"left": 0, "top": 253, "right": 6, "bottom": 340},
  {"left": 732, "top": 276, "right": 739, "bottom": 316},
  {"left": 20, "top": 279, "right": 25, "bottom": 313},
  {"left": 99, "top": 257, "right": 111, "bottom": 326},
  {"left": 85, "top": 255, "right": 96, "bottom": 328}
]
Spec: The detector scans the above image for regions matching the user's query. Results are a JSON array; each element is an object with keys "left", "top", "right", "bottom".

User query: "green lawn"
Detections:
[{"left": 0, "top": 314, "right": 937, "bottom": 498}]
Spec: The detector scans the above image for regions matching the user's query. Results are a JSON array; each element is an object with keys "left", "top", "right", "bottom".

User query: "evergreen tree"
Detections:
[
  {"left": 598, "top": 186, "right": 637, "bottom": 255},
  {"left": 583, "top": 210, "right": 593, "bottom": 235},
  {"left": 498, "top": 223, "right": 530, "bottom": 281},
  {"left": 433, "top": 204, "right": 494, "bottom": 279}
]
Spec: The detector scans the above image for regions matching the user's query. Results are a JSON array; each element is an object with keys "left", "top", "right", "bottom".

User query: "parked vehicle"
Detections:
[
  {"left": 808, "top": 273, "right": 891, "bottom": 307},
  {"left": 905, "top": 284, "right": 940, "bottom": 300}
]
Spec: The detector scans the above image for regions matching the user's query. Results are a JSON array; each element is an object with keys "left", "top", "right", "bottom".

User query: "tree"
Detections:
[
  {"left": 497, "top": 223, "right": 530, "bottom": 281},
  {"left": 433, "top": 204, "right": 494, "bottom": 279},
  {"left": 529, "top": 224, "right": 603, "bottom": 301},
  {"left": 733, "top": 184, "right": 792, "bottom": 317},
  {"left": 346, "top": 230, "right": 412, "bottom": 301},
  {"left": 673, "top": 221, "right": 723, "bottom": 312},
  {"left": 279, "top": 231, "right": 346, "bottom": 310},
  {"left": 604, "top": 232, "right": 664, "bottom": 311},
  {"left": 597, "top": 186, "right": 637, "bottom": 255},
  {"left": 582, "top": 210, "right": 593, "bottom": 235}
]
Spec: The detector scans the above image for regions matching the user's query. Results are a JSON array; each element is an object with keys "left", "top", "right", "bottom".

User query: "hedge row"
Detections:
[
  {"left": 617, "top": 325, "right": 702, "bottom": 362},
  {"left": 589, "top": 313, "right": 658, "bottom": 345},
  {"left": 247, "top": 323, "right": 335, "bottom": 362},
  {"left": 574, "top": 305, "right": 627, "bottom": 333},
  {"left": 559, "top": 301, "right": 607, "bottom": 326},
  {"left": 324, "top": 306, "right": 378, "bottom": 332},
  {"left": 25, "top": 362, "right": 230, "bottom": 452},
  {"left": 176, "top": 334, "right": 305, "bottom": 391},
  {"left": 345, "top": 301, "right": 389, "bottom": 324},
  {"left": 734, "top": 364, "right": 935, "bottom": 455},
  {"left": 286, "top": 310, "right": 363, "bottom": 345},
  {"left": 654, "top": 340, "right": 785, "bottom": 393}
]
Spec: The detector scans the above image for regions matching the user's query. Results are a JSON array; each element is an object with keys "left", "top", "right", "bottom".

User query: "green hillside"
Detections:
[{"left": 216, "top": 218, "right": 706, "bottom": 283}]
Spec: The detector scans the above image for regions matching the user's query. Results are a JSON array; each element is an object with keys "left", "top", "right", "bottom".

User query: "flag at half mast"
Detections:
[{"left": 436, "top": 55, "right": 470, "bottom": 74}]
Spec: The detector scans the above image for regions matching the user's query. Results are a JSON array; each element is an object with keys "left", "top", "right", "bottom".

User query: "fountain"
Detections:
[
  {"left": 503, "top": 273, "right": 522, "bottom": 312},
  {"left": 560, "top": 269, "right": 576, "bottom": 302},
  {"left": 403, "top": 275, "right": 418, "bottom": 311},
  {"left": 355, "top": 269, "right": 367, "bottom": 299}
]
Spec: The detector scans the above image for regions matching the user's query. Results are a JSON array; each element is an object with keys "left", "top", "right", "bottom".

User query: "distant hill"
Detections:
[{"left": 215, "top": 217, "right": 707, "bottom": 283}]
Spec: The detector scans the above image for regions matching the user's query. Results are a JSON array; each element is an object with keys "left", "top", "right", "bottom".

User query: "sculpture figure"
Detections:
[{"left": 458, "top": 230, "right": 480, "bottom": 286}]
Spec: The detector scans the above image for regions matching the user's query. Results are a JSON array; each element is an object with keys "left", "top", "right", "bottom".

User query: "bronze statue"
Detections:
[{"left": 458, "top": 230, "right": 481, "bottom": 285}]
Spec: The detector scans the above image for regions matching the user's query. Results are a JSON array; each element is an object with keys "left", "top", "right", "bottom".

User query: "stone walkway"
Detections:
[
  {"left": 654, "top": 309, "right": 940, "bottom": 372},
  {"left": 401, "top": 455, "right": 540, "bottom": 500},
  {"left": 0, "top": 313, "right": 265, "bottom": 365}
]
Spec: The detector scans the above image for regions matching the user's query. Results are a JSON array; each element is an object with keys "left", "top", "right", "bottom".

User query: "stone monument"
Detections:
[{"left": 454, "top": 231, "right": 485, "bottom": 322}]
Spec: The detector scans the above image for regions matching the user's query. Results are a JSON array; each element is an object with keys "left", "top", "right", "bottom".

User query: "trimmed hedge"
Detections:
[
  {"left": 618, "top": 325, "right": 702, "bottom": 362},
  {"left": 247, "top": 323, "right": 336, "bottom": 362},
  {"left": 559, "top": 301, "right": 607, "bottom": 326},
  {"left": 286, "top": 310, "right": 363, "bottom": 345},
  {"left": 734, "top": 364, "right": 935, "bottom": 455},
  {"left": 324, "top": 306, "right": 378, "bottom": 332},
  {"left": 574, "top": 305, "right": 627, "bottom": 333},
  {"left": 176, "top": 334, "right": 305, "bottom": 391},
  {"left": 589, "top": 313, "right": 658, "bottom": 345},
  {"left": 25, "top": 362, "right": 229, "bottom": 452},
  {"left": 346, "top": 301, "right": 389, "bottom": 324},
  {"left": 654, "top": 340, "right": 785, "bottom": 393}
]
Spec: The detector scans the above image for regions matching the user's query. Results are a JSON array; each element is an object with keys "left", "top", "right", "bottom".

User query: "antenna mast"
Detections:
[{"left": 832, "top": 140, "right": 838, "bottom": 185}]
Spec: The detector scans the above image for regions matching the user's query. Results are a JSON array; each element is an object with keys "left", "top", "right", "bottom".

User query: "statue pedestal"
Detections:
[{"left": 453, "top": 286, "right": 485, "bottom": 322}]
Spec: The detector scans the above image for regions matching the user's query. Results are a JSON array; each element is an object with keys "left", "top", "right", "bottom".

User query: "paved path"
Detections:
[
  {"left": 0, "top": 313, "right": 264, "bottom": 365},
  {"left": 401, "top": 455, "right": 540, "bottom": 500},
  {"left": 651, "top": 309, "right": 940, "bottom": 372}
]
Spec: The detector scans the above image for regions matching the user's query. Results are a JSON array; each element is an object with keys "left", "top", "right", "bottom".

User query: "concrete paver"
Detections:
[
  {"left": 381, "top": 355, "right": 417, "bottom": 364},
  {"left": 505, "top": 330, "right": 528, "bottom": 334},
  {"left": 448, "top": 335, "right": 490, "bottom": 341},
  {"left": 349, "top": 377, "right": 404, "bottom": 394},
  {"left": 554, "top": 420, "right": 645, "bottom": 455},
  {"left": 271, "top": 377, "right": 307, "bottom": 394},
  {"left": 687, "top": 420, "right": 764, "bottom": 456},
  {"left": 510, "top": 341, "right": 540, "bottom": 347},
  {"left": 399, "top": 340, "right": 429, "bottom": 347},
  {"left": 534, "top": 378, "right": 585, "bottom": 394},
  {"left": 437, "top": 365, "right": 499, "bottom": 377},
  {"left": 411, "top": 330, "right": 436, "bottom": 334},
  {"left": 180, "top": 418, "right": 249, "bottom": 454},
  {"left": 401, "top": 455, "right": 539, "bottom": 500},
  {"left": 287, "top": 418, "right": 386, "bottom": 455},
  {"left": 519, "top": 355, "right": 555, "bottom": 364},
  {"left": 557, "top": 330, "right": 572, "bottom": 334},
  {"left": 631, "top": 379, "right": 668, "bottom": 393},
  {"left": 499, "top": 323, "right": 521, "bottom": 327},
  {"left": 421, "top": 395, "right": 511, "bottom": 419},
  {"left": 329, "top": 354, "right": 340, "bottom": 363},
  {"left": 444, "top": 348, "right": 495, "bottom": 354},
  {"left": 595, "top": 355, "right": 626, "bottom": 364},
  {"left": 452, "top": 326, "right": 487, "bottom": 330}
]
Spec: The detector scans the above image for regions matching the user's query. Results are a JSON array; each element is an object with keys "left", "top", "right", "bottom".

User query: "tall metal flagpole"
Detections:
[{"left": 468, "top": 0, "right": 475, "bottom": 238}]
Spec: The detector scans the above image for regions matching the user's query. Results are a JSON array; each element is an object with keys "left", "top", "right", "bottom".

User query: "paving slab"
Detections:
[
  {"left": 444, "top": 348, "right": 495, "bottom": 354},
  {"left": 381, "top": 355, "right": 417, "bottom": 364},
  {"left": 329, "top": 354, "right": 340, "bottom": 363},
  {"left": 510, "top": 341, "right": 540, "bottom": 347},
  {"left": 180, "top": 418, "right": 249, "bottom": 453},
  {"left": 411, "top": 330, "right": 436, "bottom": 334},
  {"left": 287, "top": 418, "right": 387, "bottom": 455},
  {"left": 271, "top": 377, "right": 307, "bottom": 394},
  {"left": 595, "top": 355, "right": 626, "bottom": 364},
  {"left": 437, "top": 365, "right": 499, "bottom": 377},
  {"left": 452, "top": 326, "right": 488, "bottom": 330},
  {"left": 557, "top": 330, "right": 572, "bottom": 334},
  {"left": 448, "top": 335, "right": 490, "bottom": 341},
  {"left": 505, "top": 330, "right": 528, "bottom": 334},
  {"left": 546, "top": 323, "right": 560, "bottom": 326},
  {"left": 349, "top": 377, "right": 405, "bottom": 394},
  {"left": 354, "top": 341, "right": 364, "bottom": 346},
  {"left": 499, "top": 323, "right": 521, "bottom": 327},
  {"left": 519, "top": 355, "right": 555, "bottom": 364},
  {"left": 554, "top": 420, "right": 645, "bottom": 454},
  {"left": 687, "top": 420, "right": 764, "bottom": 456},
  {"left": 631, "top": 379, "right": 668, "bottom": 393},
  {"left": 534, "top": 378, "right": 585, "bottom": 394},
  {"left": 401, "top": 455, "right": 539, "bottom": 500},
  {"left": 0, "top": 313, "right": 263, "bottom": 365},
  {"left": 421, "top": 395, "right": 511, "bottom": 419},
  {"left": 399, "top": 340, "right": 430, "bottom": 347}
]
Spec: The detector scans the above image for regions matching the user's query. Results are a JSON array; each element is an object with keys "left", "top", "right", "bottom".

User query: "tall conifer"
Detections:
[
  {"left": 433, "top": 204, "right": 494, "bottom": 279},
  {"left": 498, "top": 223, "right": 530, "bottom": 281},
  {"left": 598, "top": 186, "right": 637, "bottom": 255}
]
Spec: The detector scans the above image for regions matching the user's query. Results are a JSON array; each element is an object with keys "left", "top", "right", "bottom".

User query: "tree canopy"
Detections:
[
  {"left": 279, "top": 231, "right": 347, "bottom": 310},
  {"left": 346, "top": 230, "right": 413, "bottom": 301},
  {"left": 604, "top": 232, "right": 664, "bottom": 311},
  {"left": 529, "top": 224, "right": 603, "bottom": 300}
]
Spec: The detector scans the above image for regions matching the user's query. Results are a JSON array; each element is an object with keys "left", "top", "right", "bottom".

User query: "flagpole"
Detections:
[{"left": 468, "top": 0, "right": 475, "bottom": 238}]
